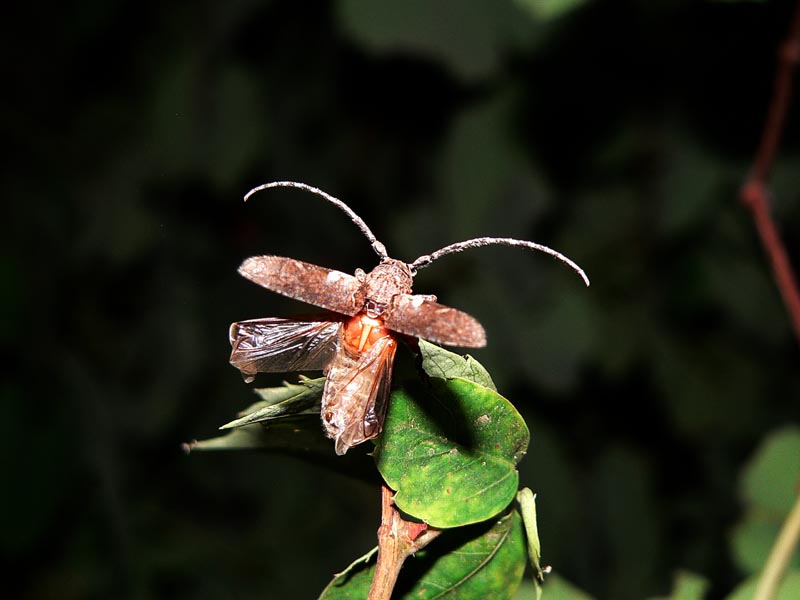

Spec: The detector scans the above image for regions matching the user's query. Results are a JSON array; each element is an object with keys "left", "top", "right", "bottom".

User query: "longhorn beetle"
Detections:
[{"left": 229, "top": 181, "right": 589, "bottom": 455}]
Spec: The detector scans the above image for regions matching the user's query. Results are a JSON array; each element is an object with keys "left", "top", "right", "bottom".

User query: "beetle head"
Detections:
[{"left": 363, "top": 259, "right": 413, "bottom": 317}]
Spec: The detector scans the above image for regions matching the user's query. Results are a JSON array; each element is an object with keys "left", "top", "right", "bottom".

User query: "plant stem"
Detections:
[
  {"left": 742, "top": 5, "right": 800, "bottom": 598},
  {"left": 752, "top": 492, "right": 800, "bottom": 600},
  {"left": 368, "top": 484, "right": 441, "bottom": 600},
  {"left": 368, "top": 486, "right": 405, "bottom": 599},
  {"left": 740, "top": 0, "right": 800, "bottom": 343}
]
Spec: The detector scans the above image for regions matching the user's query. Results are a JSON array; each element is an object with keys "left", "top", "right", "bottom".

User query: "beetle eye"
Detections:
[{"left": 365, "top": 299, "right": 386, "bottom": 317}]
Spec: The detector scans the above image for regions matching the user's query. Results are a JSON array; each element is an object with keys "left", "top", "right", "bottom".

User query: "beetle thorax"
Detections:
[{"left": 362, "top": 259, "right": 413, "bottom": 316}]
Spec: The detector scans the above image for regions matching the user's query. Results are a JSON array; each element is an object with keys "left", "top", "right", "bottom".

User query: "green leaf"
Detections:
[
  {"left": 188, "top": 375, "right": 383, "bottom": 480},
  {"left": 731, "top": 426, "right": 800, "bottom": 573},
  {"left": 320, "top": 508, "right": 527, "bottom": 599},
  {"left": 187, "top": 423, "right": 269, "bottom": 451},
  {"left": 512, "top": 0, "right": 588, "bottom": 21},
  {"left": 517, "top": 488, "right": 544, "bottom": 597},
  {"left": 220, "top": 377, "right": 325, "bottom": 429},
  {"left": 419, "top": 339, "right": 496, "bottom": 390},
  {"left": 730, "top": 514, "right": 800, "bottom": 575},
  {"left": 337, "top": 0, "right": 537, "bottom": 82},
  {"left": 740, "top": 426, "right": 800, "bottom": 516},
  {"left": 724, "top": 570, "right": 800, "bottom": 600},
  {"left": 187, "top": 418, "right": 325, "bottom": 452},
  {"left": 186, "top": 418, "right": 380, "bottom": 484},
  {"left": 375, "top": 377, "right": 529, "bottom": 528},
  {"left": 648, "top": 571, "right": 709, "bottom": 600}
]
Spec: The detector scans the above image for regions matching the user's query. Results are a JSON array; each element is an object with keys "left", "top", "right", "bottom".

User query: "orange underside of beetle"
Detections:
[{"left": 343, "top": 313, "right": 393, "bottom": 354}]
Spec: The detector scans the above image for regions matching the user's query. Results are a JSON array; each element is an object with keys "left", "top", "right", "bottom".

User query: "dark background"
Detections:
[{"left": 4, "top": 1, "right": 799, "bottom": 599}]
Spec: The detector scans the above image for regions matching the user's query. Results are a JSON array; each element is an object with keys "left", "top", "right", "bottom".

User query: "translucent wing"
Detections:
[
  {"left": 238, "top": 256, "right": 364, "bottom": 315},
  {"left": 321, "top": 333, "right": 397, "bottom": 455},
  {"left": 229, "top": 317, "right": 343, "bottom": 382},
  {"left": 384, "top": 294, "right": 487, "bottom": 348}
]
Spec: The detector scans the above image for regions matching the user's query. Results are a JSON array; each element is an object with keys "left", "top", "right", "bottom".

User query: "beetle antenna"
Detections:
[
  {"left": 411, "top": 237, "right": 590, "bottom": 286},
  {"left": 244, "top": 181, "right": 388, "bottom": 259}
]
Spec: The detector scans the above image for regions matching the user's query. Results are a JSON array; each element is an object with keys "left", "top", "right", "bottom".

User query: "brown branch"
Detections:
[
  {"left": 740, "top": 0, "right": 800, "bottom": 343},
  {"left": 368, "top": 484, "right": 442, "bottom": 600}
]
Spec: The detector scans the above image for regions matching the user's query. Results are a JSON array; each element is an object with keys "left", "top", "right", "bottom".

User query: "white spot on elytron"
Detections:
[
  {"left": 477, "top": 414, "right": 490, "bottom": 425},
  {"left": 327, "top": 271, "right": 343, "bottom": 283},
  {"left": 411, "top": 296, "right": 425, "bottom": 309}
]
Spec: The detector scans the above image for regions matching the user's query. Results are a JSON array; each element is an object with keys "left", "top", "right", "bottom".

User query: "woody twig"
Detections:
[
  {"left": 368, "top": 484, "right": 442, "bottom": 600},
  {"left": 743, "top": 6, "right": 800, "bottom": 600},
  {"left": 740, "top": 0, "right": 800, "bottom": 342}
]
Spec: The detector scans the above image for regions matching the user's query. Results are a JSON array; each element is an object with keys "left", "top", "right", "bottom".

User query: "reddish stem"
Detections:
[
  {"left": 368, "top": 485, "right": 441, "bottom": 600},
  {"left": 740, "top": 0, "right": 800, "bottom": 343}
]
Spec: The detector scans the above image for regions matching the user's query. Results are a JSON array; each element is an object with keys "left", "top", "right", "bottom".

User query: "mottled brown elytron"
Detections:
[{"left": 229, "top": 182, "right": 589, "bottom": 455}]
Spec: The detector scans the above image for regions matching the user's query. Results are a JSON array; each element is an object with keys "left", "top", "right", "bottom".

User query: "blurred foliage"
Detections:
[
  {"left": 648, "top": 571, "right": 710, "bottom": 600},
  {"left": 3, "top": 0, "right": 799, "bottom": 599},
  {"left": 730, "top": 426, "right": 800, "bottom": 575},
  {"left": 725, "top": 572, "right": 800, "bottom": 600}
]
